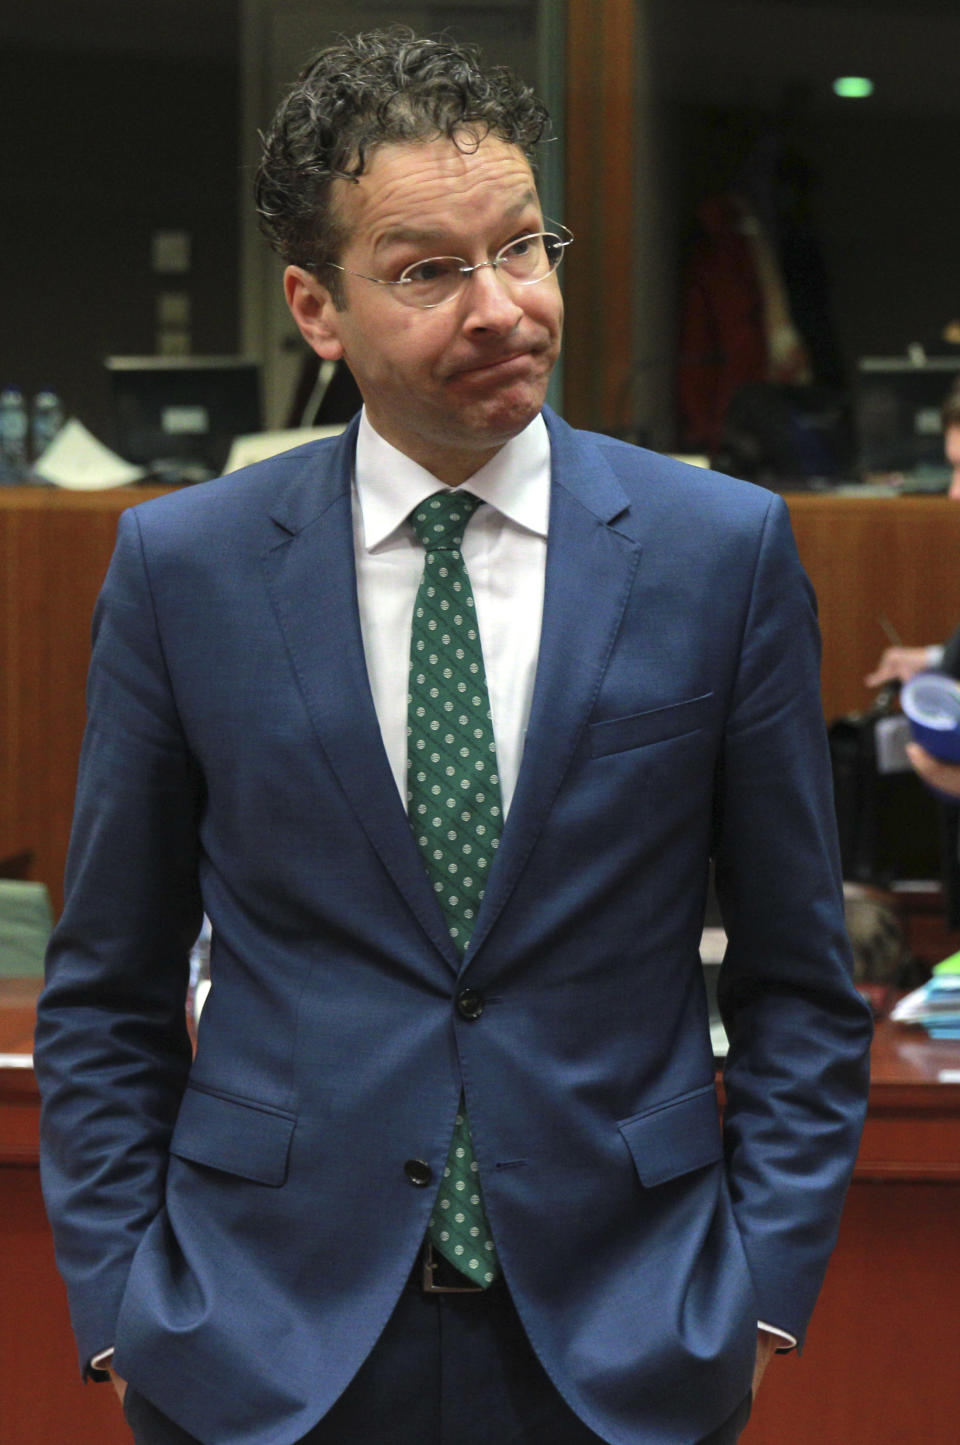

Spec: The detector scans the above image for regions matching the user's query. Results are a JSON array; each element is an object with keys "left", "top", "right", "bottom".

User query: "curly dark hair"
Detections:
[{"left": 254, "top": 27, "right": 550, "bottom": 304}]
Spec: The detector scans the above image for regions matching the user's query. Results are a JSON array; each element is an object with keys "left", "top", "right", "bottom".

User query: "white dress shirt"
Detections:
[{"left": 353, "top": 408, "right": 551, "bottom": 818}]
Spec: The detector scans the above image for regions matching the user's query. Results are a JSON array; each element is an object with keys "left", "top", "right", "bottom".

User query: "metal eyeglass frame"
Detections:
[{"left": 318, "top": 223, "right": 574, "bottom": 310}]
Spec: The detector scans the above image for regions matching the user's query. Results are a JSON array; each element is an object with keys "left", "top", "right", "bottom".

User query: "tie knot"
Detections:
[{"left": 409, "top": 489, "right": 483, "bottom": 553}]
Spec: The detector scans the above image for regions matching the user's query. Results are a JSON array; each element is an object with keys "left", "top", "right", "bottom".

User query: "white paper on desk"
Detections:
[
  {"left": 889, "top": 983, "right": 930, "bottom": 1023},
  {"left": 890, "top": 976, "right": 960, "bottom": 1024},
  {"left": 32, "top": 418, "right": 147, "bottom": 489}
]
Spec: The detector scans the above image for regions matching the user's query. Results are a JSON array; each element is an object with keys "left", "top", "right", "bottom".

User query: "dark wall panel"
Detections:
[{"left": 0, "top": 43, "right": 239, "bottom": 443}]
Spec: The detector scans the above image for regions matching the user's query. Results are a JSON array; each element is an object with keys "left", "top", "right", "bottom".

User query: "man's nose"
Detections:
[{"left": 460, "top": 261, "right": 524, "bottom": 333}]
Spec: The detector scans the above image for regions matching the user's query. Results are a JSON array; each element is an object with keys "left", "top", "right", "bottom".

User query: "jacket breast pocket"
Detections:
[
  {"left": 169, "top": 1084, "right": 296, "bottom": 1186},
  {"left": 618, "top": 1083, "right": 723, "bottom": 1188},
  {"left": 588, "top": 692, "right": 714, "bottom": 759}
]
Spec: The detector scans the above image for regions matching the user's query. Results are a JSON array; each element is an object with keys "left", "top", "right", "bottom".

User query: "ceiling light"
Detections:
[{"left": 833, "top": 76, "right": 874, "bottom": 100}]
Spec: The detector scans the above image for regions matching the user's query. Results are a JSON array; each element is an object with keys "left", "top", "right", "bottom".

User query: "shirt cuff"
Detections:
[
  {"left": 758, "top": 1321, "right": 797, "bottom": 1351},
  {"left": 89, "top": 1346, "right": 115, "bottom": 1376},
  {"left": 928, "top": 644, "right": 946, "bottom": 667}
]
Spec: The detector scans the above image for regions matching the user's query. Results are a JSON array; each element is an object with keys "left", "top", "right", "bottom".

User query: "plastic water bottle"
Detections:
[
  {"left": 0, "top": 386, "right": 28, "bottom": 484},
  {"left": 31, "top": 389, "right": 64, "bottom": 464}
]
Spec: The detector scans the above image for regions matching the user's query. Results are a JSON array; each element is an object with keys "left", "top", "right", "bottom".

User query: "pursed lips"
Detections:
[{"left": 447, "top": 348, "right": 539, "bottom": 380}]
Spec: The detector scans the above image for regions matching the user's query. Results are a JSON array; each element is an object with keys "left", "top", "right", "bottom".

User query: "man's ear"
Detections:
[{"left": 284, "top": 266, "right": 345, "bottom": 361}]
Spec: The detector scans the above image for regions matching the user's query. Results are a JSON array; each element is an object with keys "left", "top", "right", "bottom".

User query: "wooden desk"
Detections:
[
  {"left": 0, "top": 979, "right": 128, "bottom": 1444},
  {"left": 4, "top": 980, "right": 958, "bottom": 1445},
  {"left": 744, "top": 1015, "right": 960, "bottom": 1444}
]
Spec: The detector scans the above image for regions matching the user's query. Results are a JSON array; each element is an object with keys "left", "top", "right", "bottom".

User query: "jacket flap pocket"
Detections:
[
  {"left": 169, "top": 1086, "right": 295, "bottom": 1186},
  {"left": 618, "top": 1083, "right": 722, "bottom": 1188},
  {"left": 589, "top": 692, "right": 714, "bottom": 758}
]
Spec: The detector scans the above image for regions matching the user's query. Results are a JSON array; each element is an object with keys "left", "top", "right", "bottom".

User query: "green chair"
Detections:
[{"left": 0, "top": 880, "right": 53, "bottom": 977}]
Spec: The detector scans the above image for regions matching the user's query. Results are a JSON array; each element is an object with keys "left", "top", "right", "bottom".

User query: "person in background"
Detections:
[
  {"left": 866, "top": 378, "right": 960, "bottom": 689},
  {"left": 35, "top": 28, "right": 871, "bottom": 1445},
  {"left": 864, "top": 379, "right": 960, "bottom": 922},
  {"left": 946, "top": 377, "right": 960, "bottom": 500},
  {"left": 907, "top": 742, "right": 960, "bottom": 797}
]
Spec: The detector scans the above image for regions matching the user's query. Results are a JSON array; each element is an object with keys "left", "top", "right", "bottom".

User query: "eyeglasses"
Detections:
[{"left": 322, "top": 223, "right": 573, "bottom": 310}]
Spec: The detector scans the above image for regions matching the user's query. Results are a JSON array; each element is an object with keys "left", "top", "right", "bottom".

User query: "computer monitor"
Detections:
[
  {"left": 855, "top": 356, "right": 958, "bottom": 478},
  {"left": 106, "top": 356, "right": 263, "bottom": 481}
]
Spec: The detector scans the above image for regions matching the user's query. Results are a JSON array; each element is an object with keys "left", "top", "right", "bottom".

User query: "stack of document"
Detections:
[{"left": 891, "top": 953, "right": 960, "bottom": 1038}]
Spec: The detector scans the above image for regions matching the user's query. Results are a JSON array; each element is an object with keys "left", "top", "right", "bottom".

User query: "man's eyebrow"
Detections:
[
  {"left": 373, "top": 192, "right": 541, "bottom": 255},
  {"left": 374, "top": 226, "right": 447, "bottom": 254}
]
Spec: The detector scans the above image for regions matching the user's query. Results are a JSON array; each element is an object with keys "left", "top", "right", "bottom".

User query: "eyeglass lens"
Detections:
[{"left": 398, "top": 232, "right": 566, "bottom": 308}]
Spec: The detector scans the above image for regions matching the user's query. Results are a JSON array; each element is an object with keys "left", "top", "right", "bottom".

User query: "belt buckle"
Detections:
[{"left": 421, "top": 1241, "right": 485, "bottom": 1294}]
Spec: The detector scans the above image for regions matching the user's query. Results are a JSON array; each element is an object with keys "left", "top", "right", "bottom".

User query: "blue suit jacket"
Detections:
[{"left": 35, "top": 409, "right": 871, "bottom": 1445}]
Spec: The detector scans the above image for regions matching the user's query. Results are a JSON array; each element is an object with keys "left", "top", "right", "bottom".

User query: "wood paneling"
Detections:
[
  {"left": 746, "top": 1182, "right": 960, "bottom": 1444},
  {"left": 5, "top": 487, "right": 960, "bottom": 911},
  {"left": 0, "top": 487, "right": 171, "bottom": 915},
  {"left": 785, "top": 493, "right": 960, "bottom": 722}
]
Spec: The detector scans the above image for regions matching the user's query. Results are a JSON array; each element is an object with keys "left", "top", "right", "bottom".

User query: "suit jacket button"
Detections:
[
  {"left": 404, "top": 1159, "right": 433, "bottom": 1187},
  {"left": 456, "top": 989, "right": 484, "bottom": 1021}
]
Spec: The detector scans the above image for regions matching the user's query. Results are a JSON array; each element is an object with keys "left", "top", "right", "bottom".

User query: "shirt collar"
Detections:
[{"left": 355, "top": 408, "right": 551, "bottom": 552}]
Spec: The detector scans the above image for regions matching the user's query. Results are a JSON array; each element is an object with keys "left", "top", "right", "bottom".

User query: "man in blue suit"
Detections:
[{"left": 35, "top": 29, "right": 872, "bottom": 1445}]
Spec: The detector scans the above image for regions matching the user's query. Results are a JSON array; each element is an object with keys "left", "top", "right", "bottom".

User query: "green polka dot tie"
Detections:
[{"left": 407, "top": 489, "right": 502, "bottom": 1286}]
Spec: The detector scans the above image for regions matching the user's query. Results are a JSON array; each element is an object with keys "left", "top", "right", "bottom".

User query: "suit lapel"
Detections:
[
  {"left": 261, "top": 423, "right": 459, "bottom": 970},
  {"left": 463, "top": 412, "right": 642, "bottom": 966}
]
